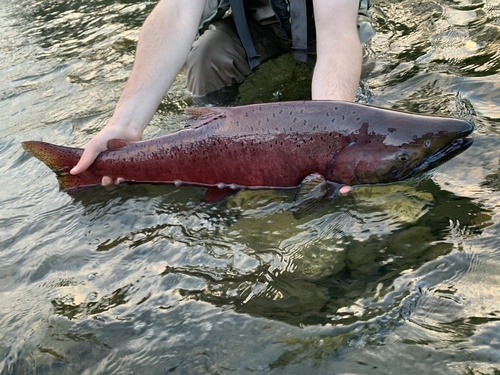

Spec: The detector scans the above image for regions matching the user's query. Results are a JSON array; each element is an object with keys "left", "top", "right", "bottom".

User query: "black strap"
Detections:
[
  {"left": 229, "top": 0, "right": 261, "bottom": 69},
  {"left": 290, "top": 0, "right": 308, "bottom": 63}
]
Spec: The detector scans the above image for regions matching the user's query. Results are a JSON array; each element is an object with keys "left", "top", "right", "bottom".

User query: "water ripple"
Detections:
[{"left": 1, "top": 0, "right": 500, "bottom": 373}]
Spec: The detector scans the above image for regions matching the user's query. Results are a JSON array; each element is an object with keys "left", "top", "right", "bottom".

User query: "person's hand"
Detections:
[{"left": 70, "top": 123, "right": 142, "bottom": 186}]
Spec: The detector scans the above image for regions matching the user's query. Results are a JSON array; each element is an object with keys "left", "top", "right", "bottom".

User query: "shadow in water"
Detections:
[
  {"left": 51, "top": 178, "right": 491, "bottom": 328},
  {"left": 162, "top": 179, "right": 490, "bottom": 326}
]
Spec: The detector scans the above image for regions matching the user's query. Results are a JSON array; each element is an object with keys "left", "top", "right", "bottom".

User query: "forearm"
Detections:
[
  {"left": 110, "top": 0, "right": 206, "bottom": 134},
  {"left": 311, "top": 0, "right": 362, "bottom": 101},
  {"left": 70, "top": 0, "right": 206, "bottom": 177}
]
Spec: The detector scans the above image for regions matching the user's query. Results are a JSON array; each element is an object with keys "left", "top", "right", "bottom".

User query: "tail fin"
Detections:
[{"left": 22, "top": 141, "right": 100, "bottom": 193}]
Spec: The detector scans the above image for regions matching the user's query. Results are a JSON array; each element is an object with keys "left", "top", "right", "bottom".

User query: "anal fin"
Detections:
[{"left": 202, "top": 187, "right": 239, "bottom": 204}]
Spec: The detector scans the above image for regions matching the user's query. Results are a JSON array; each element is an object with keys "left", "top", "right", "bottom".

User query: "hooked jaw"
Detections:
[
  {"left": 330, "top": 119, "right": 475, "bottom": 185},
  {"left": 399, "top": 137, "right": 473, "bottom": 179},
  {"left": 398, "top": 121, "right": 474, "bottom": 180}
]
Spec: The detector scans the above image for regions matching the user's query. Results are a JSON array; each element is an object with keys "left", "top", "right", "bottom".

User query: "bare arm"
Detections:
[
  {"left": 311, "top": 0, "right": 362, "bottom": 101},
  {"left": 311, "top": 0, "right": 359, "bottom": 194},
  {"left": 71, "top": 0, "right": 206, "bottom": 177}
]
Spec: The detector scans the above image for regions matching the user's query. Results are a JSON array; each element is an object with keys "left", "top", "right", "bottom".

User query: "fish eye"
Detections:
[
  {"left": 397, "top": 152, "right": 410, "bottom": 162},
  {"left": 424, "top": 139, "right": 431, "bottom": 148}
]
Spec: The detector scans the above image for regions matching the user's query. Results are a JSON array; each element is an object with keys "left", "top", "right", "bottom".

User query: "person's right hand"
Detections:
[{"left": 70, "top": 123, "right": 143, "bottom": 186}]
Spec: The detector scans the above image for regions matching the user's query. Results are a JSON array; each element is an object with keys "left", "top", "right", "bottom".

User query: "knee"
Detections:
[{"left": 186, "top": 27, "right": 251, "bottom": 96}]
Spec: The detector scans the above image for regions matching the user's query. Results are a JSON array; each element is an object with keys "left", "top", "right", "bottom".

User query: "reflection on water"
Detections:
[{"left": 1, "top": 0, "right": 500, "bottom": 374}]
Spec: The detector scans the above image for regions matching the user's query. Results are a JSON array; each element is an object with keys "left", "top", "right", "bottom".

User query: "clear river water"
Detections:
[{"left": 1, "top": 0, "right": 499, "bottom": 374}]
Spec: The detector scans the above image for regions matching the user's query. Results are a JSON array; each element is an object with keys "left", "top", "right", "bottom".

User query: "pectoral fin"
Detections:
[{"left": 292, "top": 174, "right": 349, "bottom": 219}]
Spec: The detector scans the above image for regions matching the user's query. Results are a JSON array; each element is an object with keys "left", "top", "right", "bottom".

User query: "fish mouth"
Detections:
[{"left": 401, "top": 136, "right": 474, "bottom": 179}]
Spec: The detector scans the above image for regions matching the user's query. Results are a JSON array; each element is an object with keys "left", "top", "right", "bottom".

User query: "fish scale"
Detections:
[{"left": 22, "top": 101, "right": 473, "bottom": 203}]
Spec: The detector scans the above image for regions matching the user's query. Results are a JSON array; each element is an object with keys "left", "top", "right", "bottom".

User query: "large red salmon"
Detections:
[{"left": 22, "top": 101, "right": 473, "bottom": 203}]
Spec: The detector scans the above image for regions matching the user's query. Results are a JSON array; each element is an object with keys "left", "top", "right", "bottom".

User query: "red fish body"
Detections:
[{"left": 22, "top": 101, "right": 473, "bottom": 198}]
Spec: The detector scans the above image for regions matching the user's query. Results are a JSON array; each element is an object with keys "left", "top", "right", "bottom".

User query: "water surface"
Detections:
[{"left": 1, "top": 0, "right": 499, "bottom": 374}]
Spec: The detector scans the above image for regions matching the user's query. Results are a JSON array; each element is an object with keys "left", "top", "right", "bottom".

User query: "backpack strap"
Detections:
[
  {"left": 229, "top": 0, "right": 261, "bottom": 69},
  {"left": 289, "top": 0, "right": 308, "bottom": 63}
]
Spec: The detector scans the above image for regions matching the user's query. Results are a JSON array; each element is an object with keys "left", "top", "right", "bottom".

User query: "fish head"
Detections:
[{"left": 328, "top": 116, "right": 474, "bottom": 185}]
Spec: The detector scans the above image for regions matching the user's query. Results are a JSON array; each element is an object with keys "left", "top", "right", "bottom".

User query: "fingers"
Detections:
[
  {"left": 70, "top": 147, "right": 100, "bottom": 175},
  {"left": 70, "top": 137, "right": 114, "bottom": 186},
  {"left": 70, "top": 129, "right": 112, "bottom": 176},
  {"left": 102, "top": 176, "right": 114, "bottom": 186},
  {"left": 101, "top": 176, "right": 125, "bottom": 186},
  {"left": 67, "top": 118, "right": 144, "bottom": 189},
  {"left": 339, "top": 185, "right": 353, "bottom": 195}
]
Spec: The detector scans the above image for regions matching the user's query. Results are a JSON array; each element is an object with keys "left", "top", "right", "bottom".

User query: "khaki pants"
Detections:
[
  {"left": 185, "top": 1, "right": 373, "bottom": 102},
  {"left": 186, "top": 17, "right": 291, "bottom": 100}
]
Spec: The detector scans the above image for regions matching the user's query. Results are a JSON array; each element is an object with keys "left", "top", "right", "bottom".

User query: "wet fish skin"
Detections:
[{"left": 21, "top": 100, "right": 473, "bottom": 195}]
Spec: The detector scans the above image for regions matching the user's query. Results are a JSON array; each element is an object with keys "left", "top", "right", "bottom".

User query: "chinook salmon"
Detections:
[{"left": 22, "top": 100, "right": 473, "bottom": 205}]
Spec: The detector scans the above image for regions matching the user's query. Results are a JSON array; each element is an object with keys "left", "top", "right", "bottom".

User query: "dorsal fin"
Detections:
[
  {"left": 107, "top": 139, "right": 132, "bottom": 150},
  {"left": 185, "top": 107, "right": 226, "bottom": 128},
  {"left": 185, "top": 106, "right": 223, "bottom": 119}
]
